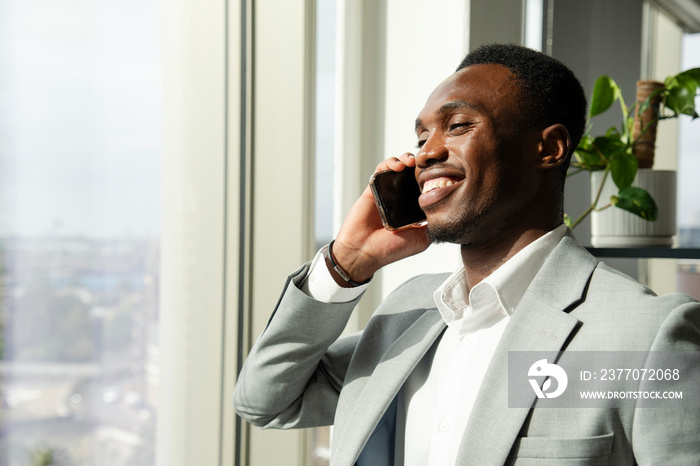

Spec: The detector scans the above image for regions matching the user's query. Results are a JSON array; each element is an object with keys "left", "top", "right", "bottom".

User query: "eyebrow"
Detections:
[{"left": 414, "top": 100, "right": 480, "bottom": 131}]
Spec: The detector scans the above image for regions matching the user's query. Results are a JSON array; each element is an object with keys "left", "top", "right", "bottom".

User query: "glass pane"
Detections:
[
  {"left": 311, "top": 0, "right": 336, "bottom": 464},
  {"left": 677, "top": 32, "right": 700, "bottom": 300},
  {"left": 523, "top": 0, "right": 544, "bottom": 52},
  {"left": 678, "top": 32, "right": 700, "bottom": 235},
  {"left": 0, "top": 1, "right": 161, "bottom": 465},
  {"left": 314, "top": 0, "right": 337, "bottom": 251}
]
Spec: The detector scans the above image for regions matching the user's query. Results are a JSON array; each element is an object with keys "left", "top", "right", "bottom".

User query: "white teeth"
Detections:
[{"left": 422, "top": 178, "right": 455, "bottom": 194}]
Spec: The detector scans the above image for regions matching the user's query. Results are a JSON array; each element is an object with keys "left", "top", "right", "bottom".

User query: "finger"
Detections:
[
  {"left": 375, "top": 156, "right": 409, "bottom": 174},
  {"left": 385, "top": 156, "right": 405, "bottom": 172},
  {"left": 398, "top": 152, "right": 417, "bottom": 167}
]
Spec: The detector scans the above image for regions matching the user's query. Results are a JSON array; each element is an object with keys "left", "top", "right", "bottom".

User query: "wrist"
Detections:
[{"left": 326, "top": 241, "right": 374, "bottom": 288}]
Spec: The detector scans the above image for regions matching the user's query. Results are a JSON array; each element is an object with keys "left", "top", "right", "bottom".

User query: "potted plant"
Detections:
[{"left": 565, "top": 67, "right": 700, "bottom": 247}]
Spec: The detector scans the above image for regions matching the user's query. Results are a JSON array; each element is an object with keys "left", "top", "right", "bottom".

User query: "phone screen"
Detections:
[{"left": 370, "top": 167, "right": 427, "bottom": 231}]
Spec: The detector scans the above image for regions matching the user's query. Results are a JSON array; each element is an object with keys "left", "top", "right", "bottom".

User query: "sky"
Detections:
[{"left": 0, "top": 0, "right": 161, "bottom": 239}]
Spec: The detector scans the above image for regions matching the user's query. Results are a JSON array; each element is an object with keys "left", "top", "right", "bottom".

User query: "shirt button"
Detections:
[
  {"left": 464, "top": 336, "right": 473, "bottom": 345},
  {"left": 439, "top": 422, "right": 450, "bottom": 432}
]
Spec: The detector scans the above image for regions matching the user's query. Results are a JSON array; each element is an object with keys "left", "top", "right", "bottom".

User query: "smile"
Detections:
[
  {"left": 422, "top": 177, "right": 457, "bottom": 194},
  {"left": 419, "top": 176, "right": 463, "bottom": 209}
]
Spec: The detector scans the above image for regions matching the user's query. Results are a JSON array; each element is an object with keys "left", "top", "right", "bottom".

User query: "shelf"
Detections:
[{"left": 586, "top": 247, "right": 700, "bottom": 259}]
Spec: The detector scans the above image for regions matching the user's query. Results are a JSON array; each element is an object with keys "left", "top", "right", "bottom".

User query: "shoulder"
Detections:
[
  {"left": 591, "top": 261, "right": 698, "bottom": 308},
  {"left": 570, "top": 261, "right": 700, "bottom": 351}
]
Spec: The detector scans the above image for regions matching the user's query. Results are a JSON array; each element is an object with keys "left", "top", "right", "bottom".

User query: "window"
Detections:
[
  {"left": 314, "top": 0, "right": 337, "bottom": 252},
  {"left": 311, "top": 0, "right": 336, "bottom": 463},
  {"left": 677, "top": 32, "right": 700, "bottom": 240},
  {"left": 0, "top": 1, "right": 161, "bottom": 464},
  {"left": 676, "top": 32, "right": 700, "bottom": 299}
]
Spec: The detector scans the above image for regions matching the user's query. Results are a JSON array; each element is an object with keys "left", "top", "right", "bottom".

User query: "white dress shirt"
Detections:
[{"left": 300, "top": 224, "right": 567, "bottom": 465}]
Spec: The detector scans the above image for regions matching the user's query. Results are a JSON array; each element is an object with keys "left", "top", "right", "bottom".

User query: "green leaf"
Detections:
[
  {"left": 635, "top": 89, "right": 663, "bottom": 117},
  {"left": 573, "top": 134, "right": 607, "bottom": 170},
  {"left": 670, "top": 67, "right": 700, "bottom": 88},
  {"left": 572, "top": 148, "right": 606, "bottom": 170},
  {"left": 563, "top": 213, "right": 573, "bottom": 228},
  {"left": 577, "top": 133, "right": 594, "bottom": 150},
  {"left": 590, "top": 76, "right": 618, "bottom": 117},
  {"left": 665, "top": 79, "right": 696, "bottom": 117},
  {"left": 665, "top": 68, "right": 700, "bottom": 118},
  {"left": 610, "top": 187, "right": 658, "bottom": 221},
  {"left": 592, "top": 135, "right": 626, "bottom": 158},
  {"left": 605, "top": 126, "right": 621, "bottom": 138},
  {"left": 609, "top": 149, "right": 638, "bottom": 189}
]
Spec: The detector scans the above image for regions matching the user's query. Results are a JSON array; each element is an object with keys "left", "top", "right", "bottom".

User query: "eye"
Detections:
[
  {"left": 448, "top": 122, "right": 471, "bottom": 132},
  {"left": 416, "top": 131, "right": 429, "bottom": 149}
]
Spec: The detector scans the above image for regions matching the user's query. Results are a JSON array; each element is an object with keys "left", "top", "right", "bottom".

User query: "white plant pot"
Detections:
[{"left": 590, "top": 169, "right": 676, "bottom": 247}]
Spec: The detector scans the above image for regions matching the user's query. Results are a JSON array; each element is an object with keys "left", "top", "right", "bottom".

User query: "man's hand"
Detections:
[{"left": 330, "top": 153, "right": 430, "bottom": 284}]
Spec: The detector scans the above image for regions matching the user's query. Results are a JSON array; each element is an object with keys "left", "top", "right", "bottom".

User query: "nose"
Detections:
[{"left": 415, "top": 133, "right": 448, "bottom": 168}]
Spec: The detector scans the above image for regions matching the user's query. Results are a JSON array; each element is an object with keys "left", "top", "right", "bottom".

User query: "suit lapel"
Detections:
[
  {"left": 332, "top": 308, "right": 446, "bottom": 466},
  {"left": 455, "top": 236, "right": 598, "bottom": 465}
]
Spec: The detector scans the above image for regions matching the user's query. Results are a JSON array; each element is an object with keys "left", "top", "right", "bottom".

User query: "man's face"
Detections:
[{"left": 414, "top": 63, "right": 544, "bottom": 246}]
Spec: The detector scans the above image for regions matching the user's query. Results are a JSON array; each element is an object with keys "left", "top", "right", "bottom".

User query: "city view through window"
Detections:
[{"left": 0, "top": 1, "right": 161, "bottom": 464}]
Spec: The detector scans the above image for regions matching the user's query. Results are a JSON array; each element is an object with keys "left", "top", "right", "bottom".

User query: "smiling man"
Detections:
[{"left": 234, "top": 44, "right": 700, "bottom": 465}]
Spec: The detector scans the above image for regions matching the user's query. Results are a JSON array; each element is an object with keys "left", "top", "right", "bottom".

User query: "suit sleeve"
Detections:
[
  {"left": 632, "top": 297, "right": 700, "bottom": 465},
  {"left": 233, "top": 264, "right": 363, "bottom": 429}
]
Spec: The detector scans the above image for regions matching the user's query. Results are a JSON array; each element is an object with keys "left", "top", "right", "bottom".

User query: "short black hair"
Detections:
[{"left": 458, "top": 44, "right": 587, "bottom": 204}]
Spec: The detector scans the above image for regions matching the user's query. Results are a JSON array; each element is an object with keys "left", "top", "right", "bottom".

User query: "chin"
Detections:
[{"left": 426, "top": 218, "right": 479, "bottom": 245}]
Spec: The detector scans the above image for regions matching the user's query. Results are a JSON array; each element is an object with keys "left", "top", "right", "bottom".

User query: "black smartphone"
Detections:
[{"left": 370, "top": 167, "right": 427, "bottom": 231}]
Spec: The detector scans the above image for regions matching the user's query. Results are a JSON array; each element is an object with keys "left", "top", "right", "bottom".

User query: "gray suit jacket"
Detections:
[{"left": 234, "top": 234, "right": 700, "bottom": 465}]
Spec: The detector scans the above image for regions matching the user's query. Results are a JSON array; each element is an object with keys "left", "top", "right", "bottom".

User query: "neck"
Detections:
[{"left": 459, "top": 223, "right": 558, "bottom": 290}]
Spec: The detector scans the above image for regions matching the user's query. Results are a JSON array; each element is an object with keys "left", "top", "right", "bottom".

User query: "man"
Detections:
[{"left": 234, "top": 44, "right": 700, "bottom": 465}]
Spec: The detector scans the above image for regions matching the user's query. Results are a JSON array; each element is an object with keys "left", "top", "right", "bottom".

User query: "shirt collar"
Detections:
[{"left": 433, "top": 223, "right": 567, "bottom": 327}]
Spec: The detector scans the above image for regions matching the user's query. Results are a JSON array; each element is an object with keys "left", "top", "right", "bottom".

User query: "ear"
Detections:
[{"left": 536, "top": 124, "right": 571, "bottom": 169}]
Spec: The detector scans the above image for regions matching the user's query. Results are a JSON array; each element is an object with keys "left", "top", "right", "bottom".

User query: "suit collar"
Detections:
[{"left": 524, "top": 231, "right": 598, "bottom": 311}]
